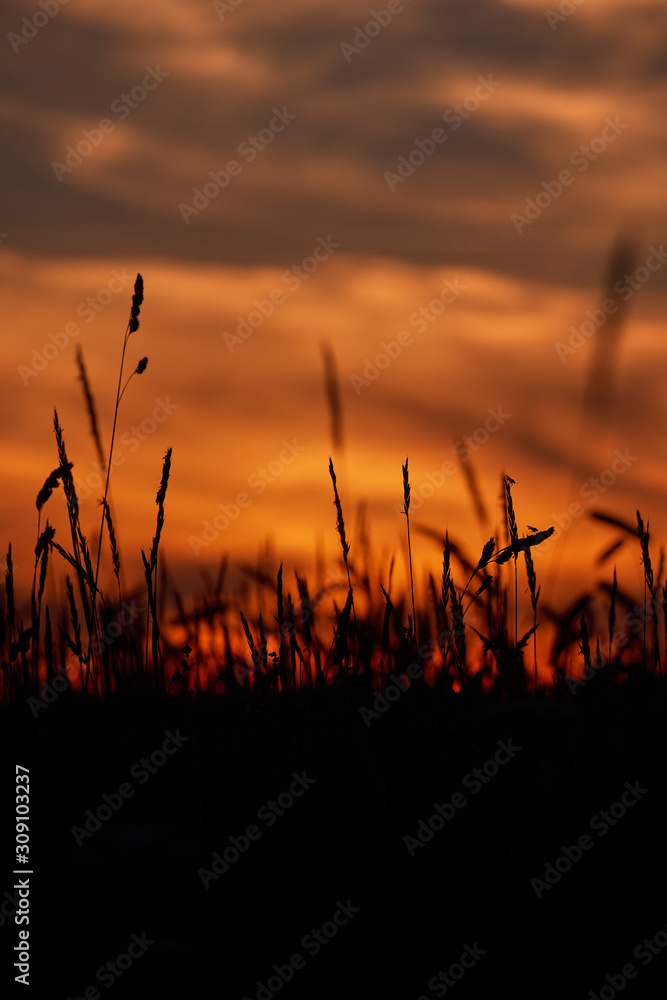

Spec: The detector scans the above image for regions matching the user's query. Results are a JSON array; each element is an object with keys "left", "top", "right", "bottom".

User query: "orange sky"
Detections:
[{"left": 2, "top": 0, "right": 667, "bottom": 624}]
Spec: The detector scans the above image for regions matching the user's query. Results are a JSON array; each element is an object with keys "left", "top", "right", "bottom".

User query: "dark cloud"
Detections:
[{"left": 1, "top": 0, "right": 666, "bottom": 288}]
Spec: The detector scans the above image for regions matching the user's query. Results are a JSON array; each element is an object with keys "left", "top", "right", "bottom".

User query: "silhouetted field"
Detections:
[
  {"left": 4, "top": 669, "right": 667, "bottom": 998},
  {"left": 3, "top": 275, "right": 667, "bottom": 998}
]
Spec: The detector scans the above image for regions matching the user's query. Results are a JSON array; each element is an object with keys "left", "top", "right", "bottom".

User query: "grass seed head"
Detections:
[
  {"left": 129, "top": 273, "right": 144, "bottom": 333},
  {"left": 328, "top": 458, "right": 350, "bottom": 562},
  {"left": 402, "top": 457, "right": 410, "bottom": 515}
]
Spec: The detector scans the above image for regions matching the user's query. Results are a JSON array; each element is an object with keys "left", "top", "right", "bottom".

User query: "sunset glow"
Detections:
[{"left": 3, "top": 0, "right": 667, "bottom": 624}]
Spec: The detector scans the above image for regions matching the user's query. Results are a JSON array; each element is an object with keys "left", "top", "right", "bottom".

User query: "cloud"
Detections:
[{"left": 3, "top": 0, "right": 667, "bottom": 604}]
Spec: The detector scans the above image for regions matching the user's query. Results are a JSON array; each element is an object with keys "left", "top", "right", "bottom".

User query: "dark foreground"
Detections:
[{"left": 3, "top": 671, "right": 667, "bottom": 999}]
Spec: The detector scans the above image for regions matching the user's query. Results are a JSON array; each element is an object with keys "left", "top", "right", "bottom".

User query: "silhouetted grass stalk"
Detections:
[
  {"left": 328, "top": 457, "right": 359, "bottom": 673},
  {"left": 636, "top": 510, "right": 660, "bottom": 672},
  {"left": 53, "top": 410, "right": 97, "bottom": 696},
  {"left": 524, "top": 545, "right": 539, "bottom": 690},
  {"left": 505, "top": 475, "right": 519, "bottom": 648},
  {"left": 141, "top": 447, "right": 172, "bottom": 691},
  {"left": 92, "top": 274, "right": 146, "bottom": 622},
  {"left": 402, "top": 458, "right": 417, "bottom": 655},
  {"left": 609, "top": 566, "right": 617, "bottom": 667}
]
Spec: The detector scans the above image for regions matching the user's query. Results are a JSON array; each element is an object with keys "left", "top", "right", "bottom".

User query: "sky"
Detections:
[{"left": 2, "top": 0, "right": 667, "bottom": 627}]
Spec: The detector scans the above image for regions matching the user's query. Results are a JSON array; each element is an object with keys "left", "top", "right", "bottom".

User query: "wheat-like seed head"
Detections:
[
  {"left": 504, "top": 475, "right": 518, "bottom": 545},
  {"left": 36, "top": 465, "right": 70, "bottom": 512},
  {"left": 636, "top": 510, "right": 654, "bottom": 595},
  {"left": 76, "top": 345, "right": 105, "bottom": 471},
  {"left": 524, "top": 546, "right": 538, "bottom": 610},
  {"left": 328, "top": 458, "right": 350, "bottom": 562},
  {"left": 102, "top": 499, "right": 121, "bottom": 580},
  {"left": 129, "top": 273, "right": 144, "bottom": 334},
  {"left": 53, "top": 409, "right": 79, "bottom": 522},
  {"left": 402, "top": 457, "right": 410, "bottom": 515},
  {"left": 320, "top": 340, "right": 343, "bottom": 450}
]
